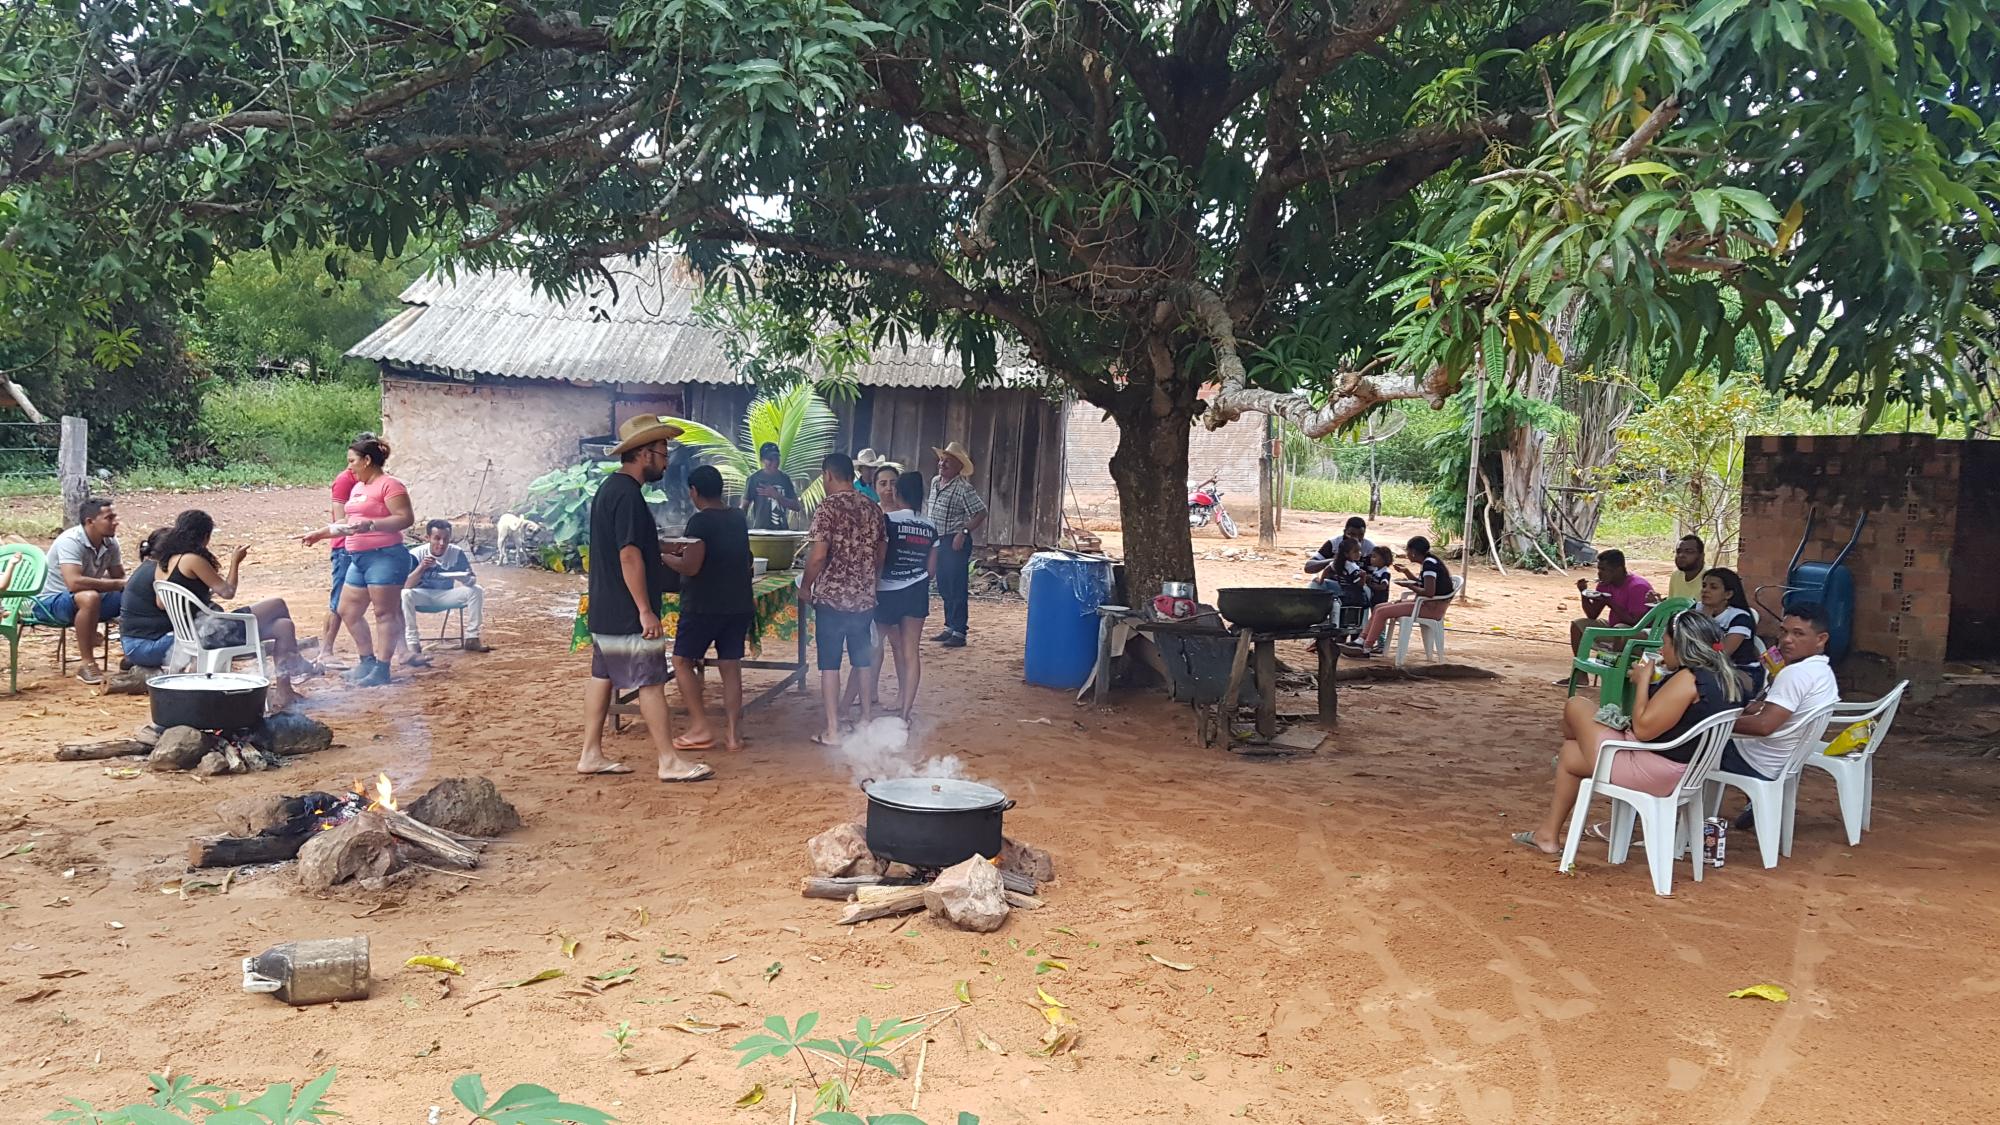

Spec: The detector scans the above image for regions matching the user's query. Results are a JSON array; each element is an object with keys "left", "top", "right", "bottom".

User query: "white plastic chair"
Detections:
[
  {"left": 1802, "top": 681, "right": 1907, "bottom": 846},
  {"left": 1702, "top": 701, "right": 1839, "bottom": 869},
  {"left": 1560, "top": 709, "right": 1741, "bottom": 896},
  {"left": 156, "top": 582, "right": 270, "bottom": 680},
  {"left": 1389, "top": 576, "right": 1462, "bottom": 667}
]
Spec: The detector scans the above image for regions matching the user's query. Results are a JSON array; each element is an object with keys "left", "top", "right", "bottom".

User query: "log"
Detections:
[
  {"left": 1003, "top": 890, "right": 1044, "bottom": 911},
  {"left": 802, "top": 870, "right": 1038, "bottom": 900},
  {"left": 837, "top": 888, "right": 929, "bottom": 924},
  {"left": 55, "top": 738, "right": 151, "bottom": 761},
  {"left": 378, "top": 807, "right": 483, "bottom": 869},
  {"left": 188, "top": 832, "right": 312, "bottom": 868}
]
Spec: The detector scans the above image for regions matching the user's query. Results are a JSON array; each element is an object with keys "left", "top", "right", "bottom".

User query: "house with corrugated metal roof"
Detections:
[{"left": 346, "top": 258, "right": 1071, "bottom": 548}]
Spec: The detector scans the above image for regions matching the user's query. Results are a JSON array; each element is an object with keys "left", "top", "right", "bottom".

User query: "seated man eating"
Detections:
[
  {"left": 1303, "top": 516, "right": 1373, "bottom": 590},
  {"left": 401, "top": 519, "right": 490, "bottom": 664},
  {"left": 1562, "top": 549, "right": 1654, "bottom": 684},
  {"left": 1721, "top": 602, "right": 1840, "bottom": 828}
]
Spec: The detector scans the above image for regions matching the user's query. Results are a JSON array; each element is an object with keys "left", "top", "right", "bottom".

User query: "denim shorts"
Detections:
[
  {"left": 121, "top": 633, "right": 175, "bottom": 668},
  {"left": 815, "top": 608, "right": 875, "bottom": 671},
  {"left": 343, "top": 545, "right": 413, "bottom": 588},
  {"left": 328, "top": 547, "right": 351, "bottom": 610},
  {"left": 31, "top": 590, "right": 122, "bottom": 626}
]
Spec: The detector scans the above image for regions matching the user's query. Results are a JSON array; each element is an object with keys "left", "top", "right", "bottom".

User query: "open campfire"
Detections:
[{"left": 187, "top": 775, "right": 519, "bottom": 890}]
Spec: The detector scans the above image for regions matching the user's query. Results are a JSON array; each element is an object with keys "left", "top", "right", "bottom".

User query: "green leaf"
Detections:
[
  {"left": 1971, "top": 245, "right": 2000, "bottom": 275},
  {"left": 1690, "top": 189, "right": 1723, "bottom": 233},
  {"left": 452, "top": 1074, "right": 490, "bottom": 1114},
  {"left": 1598, "top": 161, "right": 1679, "bottom": 186}
]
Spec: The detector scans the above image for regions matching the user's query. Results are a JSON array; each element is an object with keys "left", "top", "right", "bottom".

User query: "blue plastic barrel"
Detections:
[{"left": 1022, "top": 553, "right": 1113, "bottom": 690}]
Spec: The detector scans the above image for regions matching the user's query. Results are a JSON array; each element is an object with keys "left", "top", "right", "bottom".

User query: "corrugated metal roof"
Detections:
[{"left": 347, "top": 257, "right": 1033, "bottom": 389}]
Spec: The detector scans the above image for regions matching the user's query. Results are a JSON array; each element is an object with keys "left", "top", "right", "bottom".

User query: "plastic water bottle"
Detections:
[{"left": 242, "top": 937, "right": 371, "bottom": 1005}]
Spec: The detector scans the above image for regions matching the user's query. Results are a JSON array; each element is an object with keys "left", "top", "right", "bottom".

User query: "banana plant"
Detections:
[{"left": 666, "top": 383, "right": 841, "bottom": 513}]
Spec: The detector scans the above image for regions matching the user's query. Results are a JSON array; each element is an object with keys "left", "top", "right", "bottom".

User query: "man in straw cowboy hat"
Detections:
[
  {"left": 925, "top": 440, "right": 986, "bottom": 648},
  {"left": 577, "top": 414, "right": 714, "bottom": 783},
  {"left": 853, "top": 449, "right": 884, "bottom": 502}
]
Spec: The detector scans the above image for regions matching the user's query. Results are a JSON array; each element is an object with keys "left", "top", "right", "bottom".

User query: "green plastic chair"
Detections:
[
  {"left": 1566, "top": 596, "right": 1695, "bottom": 710},
  {"left": 1, "top": 544, "right": 50, "bottom": 695}
]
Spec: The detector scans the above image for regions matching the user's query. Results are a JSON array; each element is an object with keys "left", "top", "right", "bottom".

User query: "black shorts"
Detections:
[
  {"left": 674, "top": 612, "right": 752, "bottom": 661},
  {"left": 872, "top": 583, "right": 929, "bottom": 624},
  {"left": 815, "top": 608, "right": 875, "bottom": 671}
]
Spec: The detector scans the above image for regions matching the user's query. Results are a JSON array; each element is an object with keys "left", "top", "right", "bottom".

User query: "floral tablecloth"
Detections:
[{"left": 570, "top": 572, "right": 807, "bottom": 656}]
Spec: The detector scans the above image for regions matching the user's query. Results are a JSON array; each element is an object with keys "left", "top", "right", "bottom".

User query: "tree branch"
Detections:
[{"left": 1273, "top": 112, "right": 1523, "bottom": 194}]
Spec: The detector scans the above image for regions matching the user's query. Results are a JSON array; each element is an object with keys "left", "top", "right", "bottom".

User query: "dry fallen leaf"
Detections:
[
  {"left": 1148, "top": 954, "right": 1196, "bottom": 972},
  {"left": 15, "top": 988, "right": 60, "bottom": 1003},
  {"left": 954, "top": 980, "right": 972, "bottom": 1004},
  {"left": 714, "top": 953, "right": 738, "bottom": 964},
  {"left": 657, "top": 951, "right": 689, "bottom": 966},
  {"left": 603, "top": 930, "right": 641, "bottom": 943},
  {"left": 1728, "top": 984, "right": 1790, "bottom": 1003},
  {"left": 485, "top": 969, "right": 564, "bottom": 990},
  {"left": 38, "top": 969, "right": 86, "bottom": 979},
  {"left": 1035, "top": 986, "right": 1067, "bottom": 1009},
  {"left": 558, "top": 934, "right": 580, "bottom": 959},
  {"left": 634, "top": 1051, "right": 697, "bottom": 1076},
  {"left": 976, "top": 1032, "right": 1007, "bottom": 1055},
  {"left": 1038, "top": 1023, "right": 1080, "bottom": 1057},
  {"left": 670, "top": 1019, "right": 742, "bottom": 1035},
  {"left": 734, "top": 1083, "right": 766, "bottom": 1108}
]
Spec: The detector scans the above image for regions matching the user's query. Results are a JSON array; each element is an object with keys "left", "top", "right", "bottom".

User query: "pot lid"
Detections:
[
  {"left": 864, "top": 776, "right": 1008, "bottom": 811},
  {"left": 147, "top": 672, "right": 270, "bottom": 691}
]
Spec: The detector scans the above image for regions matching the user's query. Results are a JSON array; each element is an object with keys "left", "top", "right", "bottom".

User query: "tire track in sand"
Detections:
[{"left": 1299, "top": 818, "right": 1539, "bottom": 1122}]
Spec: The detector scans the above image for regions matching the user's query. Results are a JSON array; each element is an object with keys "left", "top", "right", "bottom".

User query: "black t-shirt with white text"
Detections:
[
  {"left": 743, "top": 468, "right": 798, "bottom": 531},
  {"left": 587, "top": 471, "right": 669, "bottom": 635}
]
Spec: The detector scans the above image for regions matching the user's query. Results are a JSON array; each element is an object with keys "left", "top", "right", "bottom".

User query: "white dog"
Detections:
[{"left": 495, "top": 514, "right": 542, "bottom": 565}]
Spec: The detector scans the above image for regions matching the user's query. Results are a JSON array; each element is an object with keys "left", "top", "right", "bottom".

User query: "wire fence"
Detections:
[{"left": 0, "top": 419, "right": 59, "bottom": 489}]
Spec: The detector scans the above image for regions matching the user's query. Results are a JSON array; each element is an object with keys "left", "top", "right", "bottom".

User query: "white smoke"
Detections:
[{"left": 834, "top": 716, "right": 969, "bottom": 783}]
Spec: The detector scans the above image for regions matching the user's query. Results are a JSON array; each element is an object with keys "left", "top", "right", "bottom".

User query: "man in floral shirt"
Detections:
[{"left": 802, "top": 452, "right": 887, "bottom": 745}]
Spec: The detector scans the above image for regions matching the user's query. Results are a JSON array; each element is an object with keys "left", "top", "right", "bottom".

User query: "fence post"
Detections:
[
  {"left": 59, "top": 415, "right": 89, "bottom": 527},
  {"left": 1257, "top": 414, "right": 1276, "bottom": 549}
]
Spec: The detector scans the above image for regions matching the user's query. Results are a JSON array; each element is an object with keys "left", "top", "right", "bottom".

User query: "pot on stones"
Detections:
[
  {"left": 859, "top": 777, "right": 1013, "bottom": 869},
  {"left": 147, "top": 672, "right": 268, "bottom": 731}
]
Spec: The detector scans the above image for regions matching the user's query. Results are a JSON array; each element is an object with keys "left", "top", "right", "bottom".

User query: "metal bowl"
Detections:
[{"left": 1214, "top": 587, "right": 1336, "bottom": 632}]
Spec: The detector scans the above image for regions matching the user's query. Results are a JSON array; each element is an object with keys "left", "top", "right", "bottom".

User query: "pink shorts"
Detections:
[{"left": 1607, "top": 749, "right": 1688, "bottom": 796}]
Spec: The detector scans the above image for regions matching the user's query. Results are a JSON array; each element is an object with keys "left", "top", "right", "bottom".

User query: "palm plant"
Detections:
[{"left": 666, "top": 383, "right": 841, "bottom": 513}]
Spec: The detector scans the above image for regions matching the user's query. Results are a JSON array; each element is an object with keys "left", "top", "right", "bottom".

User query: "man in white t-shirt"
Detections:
[{"left": 1723, "top": 602, "right": 1839, "bottom": 824}]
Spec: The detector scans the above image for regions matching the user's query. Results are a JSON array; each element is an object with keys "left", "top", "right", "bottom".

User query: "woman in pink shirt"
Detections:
[{"left": 302, "top": 437, "right": 415, "bottom": 686}]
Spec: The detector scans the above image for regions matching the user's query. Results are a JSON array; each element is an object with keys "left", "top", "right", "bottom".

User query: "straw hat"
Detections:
[
  {"left": 854, "top": 448, "right": 883, "bottom": 469},
  {"left": 932, "top": 441, "right": 975, "bottom": 477},
  {"left": 610, "top": 414, "right": 685, "bottom": 456}
]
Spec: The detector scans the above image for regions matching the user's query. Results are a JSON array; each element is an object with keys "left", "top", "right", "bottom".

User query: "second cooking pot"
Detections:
[{"left": 147, "top": 672, "right": 269, "bottom": 730}]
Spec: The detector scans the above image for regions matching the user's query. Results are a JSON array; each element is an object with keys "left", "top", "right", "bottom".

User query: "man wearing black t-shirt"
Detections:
[
  {"left": 578, "top": 415, "right": 712, "bottom": 783},
  {"left": 742, "top": 441, "right": 801, "bottom": 531},
  {"left": 664, "top": 465, "right": 755, "bottom": 753}
]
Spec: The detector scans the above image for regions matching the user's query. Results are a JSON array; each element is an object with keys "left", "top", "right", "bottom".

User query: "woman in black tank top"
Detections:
[
  {"left": 151, "top": 509, "right": 310, "bottom": 697},
  {"left": 1514, "top": 611, "right": 1745, "bottom": 855}
]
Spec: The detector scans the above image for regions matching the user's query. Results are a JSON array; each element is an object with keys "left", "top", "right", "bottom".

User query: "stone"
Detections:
[
  {"left": 406, "top": 776, "right": 522, "bottom": 838},
  {"left": 999, "top": 837, "right": 1055, "bottom": 884},
  {"left": 148, "top": 727, "right": 214, "bottom": 771},
  {"left": 104, "top": 668, "right": 150, "bottom": 695},
  {"left": 807, "top": 822, "right": 886, "bottom": 879},
  {"left": 296, "top": 815, "right": 401, "bottom": 889},
  {"left": 133, "top": 724, "right": 162, "bottom": 747},
  {"left": 251, "top": 711, "right": 333, "bottom": 756},
  {"left": 923, "top": 855, "right": 1010, "bottom": 932},
  {"left": 243, "top": 748, "right": 273, "bottom": 771},
  {"left": 191, "top": 751, "right": 229, "bottom": 777},
  {"left": 215, "top": 794, "right": 291, "bottom": 836}
]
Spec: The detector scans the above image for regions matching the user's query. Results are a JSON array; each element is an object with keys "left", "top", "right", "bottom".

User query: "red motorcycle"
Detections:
[{"left": 1187, "top": 475, "right": 1239, "bottom": 538}]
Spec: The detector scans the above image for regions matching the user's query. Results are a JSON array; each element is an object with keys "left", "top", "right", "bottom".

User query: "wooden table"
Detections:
[{"left": 1092, "top": 607, "right": 1352, "bottom": 748}]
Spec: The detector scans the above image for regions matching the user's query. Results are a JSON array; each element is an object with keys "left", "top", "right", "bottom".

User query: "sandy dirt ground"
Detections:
[{"left": 2, "top": 487, "right": 1998, "bottom": 1123}]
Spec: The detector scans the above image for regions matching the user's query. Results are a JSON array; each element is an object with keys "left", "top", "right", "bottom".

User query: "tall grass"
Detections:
[
  {"left": 0, "top": 376, "right": 380, "bottom": 498},
  {"left": 1284, "top": 475, "right": 1431, "bottom": 520},
  {"left": 204, "top": 375, "right": 380, "bottom": 477}
]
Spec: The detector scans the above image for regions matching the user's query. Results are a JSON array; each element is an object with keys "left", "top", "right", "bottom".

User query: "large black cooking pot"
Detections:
[
  {"left": 861, "top": 777, "right": 1013, "bottom": 869},
  {"left": 147, "top": 672, "right": 268, "bottom": 731},
  {"left": 1215, "top": 586, "right": 1336, "bottom": 632}
]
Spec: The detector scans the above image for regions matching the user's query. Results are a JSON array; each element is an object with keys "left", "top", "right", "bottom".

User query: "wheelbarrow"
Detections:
[
  {"left": 1756, "top": 506, "right": 1864, "bottom": 662},
  {"left": 1153, "top": 629, "right": 1264, "bottom": 749}
]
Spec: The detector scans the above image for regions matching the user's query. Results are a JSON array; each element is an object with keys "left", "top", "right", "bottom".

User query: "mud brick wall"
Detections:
[{"left": 1737, "top": 434, "right": 1962, "bottom": 699}]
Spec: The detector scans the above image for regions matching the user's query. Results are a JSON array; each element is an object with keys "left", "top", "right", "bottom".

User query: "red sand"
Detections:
[{"left": 2, "top": 488, "right": 1997, "bottom": 1122}]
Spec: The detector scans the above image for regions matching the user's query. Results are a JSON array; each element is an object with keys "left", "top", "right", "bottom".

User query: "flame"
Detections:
[{"left": 368, "top": 773, "right": 397, "bottom": 812}]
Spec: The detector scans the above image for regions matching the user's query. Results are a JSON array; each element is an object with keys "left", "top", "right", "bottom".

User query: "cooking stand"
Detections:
[{"left": 1099, "top": 609, "right": 1353, "bottom": 751}]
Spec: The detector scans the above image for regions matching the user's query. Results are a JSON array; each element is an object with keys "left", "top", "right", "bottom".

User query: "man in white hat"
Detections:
[
  {"left": 853, "top": 449, "right": 883, "bottom": 503},
  {"left": 577, "top": 414, "right": 713, "bottom": 783},
  {"left": 925, "top": 440, "right": 986, "bottom": 648}
]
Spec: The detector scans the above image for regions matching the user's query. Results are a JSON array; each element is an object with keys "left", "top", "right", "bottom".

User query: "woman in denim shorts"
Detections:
[{"left": 302, "top": 437, "right": 415, "bottom": 686}]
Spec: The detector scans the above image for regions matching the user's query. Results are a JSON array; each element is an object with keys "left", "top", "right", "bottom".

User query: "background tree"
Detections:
[{"left": 3, "top": 0, "right": 1997, "bottom": 593}]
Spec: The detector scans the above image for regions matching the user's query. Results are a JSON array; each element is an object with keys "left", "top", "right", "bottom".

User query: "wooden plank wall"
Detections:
[{"left": 674, "top": 383, "right": 1062, "bottom": 547}]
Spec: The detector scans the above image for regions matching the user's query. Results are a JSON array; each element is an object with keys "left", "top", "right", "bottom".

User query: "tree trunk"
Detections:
[
  {"left": 1107, "top": 389, "right": 1197, "bottom": 602},
  {"left": 1557, "top": 375, "right": 1634, "bottom": 544},
  {"left": 1496, "top": 299, "right": 1579, "bottom": 563}
]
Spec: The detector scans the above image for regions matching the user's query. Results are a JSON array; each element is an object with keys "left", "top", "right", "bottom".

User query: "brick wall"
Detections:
[
  {"left": 381, "top": 375, "right": 611, "bottom": 518},
  {"left": 1737, "top": 434, "right": 1961, "bottom": 699},
  {"left": 1064, "top": 405, "right": 1267, "bottom": 521}
]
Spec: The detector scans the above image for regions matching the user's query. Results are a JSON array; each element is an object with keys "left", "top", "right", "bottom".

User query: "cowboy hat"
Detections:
[
  {"left": 610, "top": 414, "right": 685, "bottom": 456},
  {"left": 854, "top": 448, "right": 883, "bottom": 468},
  {"left": 932, "top": 441, "right": 975, "bottom": 477}
]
